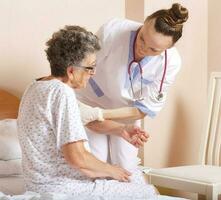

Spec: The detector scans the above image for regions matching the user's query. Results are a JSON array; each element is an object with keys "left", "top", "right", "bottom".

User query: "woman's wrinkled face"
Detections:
[
  {"left": 68, "top": 53, "right": 96, "bottom": 89},
  {"left": 135, "top": 19, "right": 173, "bottom": 59}
]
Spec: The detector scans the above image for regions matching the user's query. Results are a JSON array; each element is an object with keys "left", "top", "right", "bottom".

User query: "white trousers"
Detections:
[{"left": 86, "top": 120, "right": 141, "bottom": 171}]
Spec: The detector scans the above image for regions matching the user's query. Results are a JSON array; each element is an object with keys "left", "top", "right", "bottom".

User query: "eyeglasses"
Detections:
[{"left": 73, "top": 65, "right": 96, "bottom": 74}]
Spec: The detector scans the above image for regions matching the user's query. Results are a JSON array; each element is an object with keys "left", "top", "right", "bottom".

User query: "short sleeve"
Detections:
[
  {"left": 54, "top": 86, "right": 88, "bottom": 150},
  {"left": 96, "top": 20, "right": 111, "bottom": 58},
  {"left": 134, "top": 48, "right": 181, "bottom": 118},
  {"left": 96, "top": 18, "right": 121, "bottom": 58}
]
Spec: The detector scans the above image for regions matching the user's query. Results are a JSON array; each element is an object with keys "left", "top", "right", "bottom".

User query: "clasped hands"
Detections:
[{"left": 120, "top": 124, "right": 149, "bottom": 148}]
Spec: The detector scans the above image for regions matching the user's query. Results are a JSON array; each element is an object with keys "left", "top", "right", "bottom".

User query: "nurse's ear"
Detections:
[
  {"left": 168, "top": 41, "right": 174, "bottom": 49},
  {"left": 167, "top": 36, "right": 175, "bottom": 49},
  {"left": 169, "top": 44, "right": 174, "bottom": 49}
]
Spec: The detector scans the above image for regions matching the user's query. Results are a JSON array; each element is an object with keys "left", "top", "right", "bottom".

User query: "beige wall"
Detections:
[
  {"left": 0, "top": 0, "right": 125, "bottom": 97},
  {"left": 208, "top": 0, "right": 221, "bottom": 74},
  {"left": 125, "top": 0, "right": 144, "bottom": 23}
]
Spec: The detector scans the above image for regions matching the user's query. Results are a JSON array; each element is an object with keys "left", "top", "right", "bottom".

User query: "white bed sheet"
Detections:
[
  {"left": 0, "top": 192, "right": 188, "bottom": 200},
  {"left": 0, "top": 174, "right": 189, "bottom": 199},
  {"left": 0, "top": 176, "right": 25, "bottom": 195},
  {"left": 0, "top": 177, "right": 189, "bottom": 199}
]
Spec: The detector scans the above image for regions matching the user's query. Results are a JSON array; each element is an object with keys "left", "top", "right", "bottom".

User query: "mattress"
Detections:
[
  {"left": 0, "top": 177, "right": 188, "bottom": 199},
  {"left": 0, "top": 176, "right": 25, "bottom": 195},
  {"left": 0, "top": 192, "right": 188, "bottom": 200},
  {"left": 0, "top": 174, "right": 188, "bottom": 199}
]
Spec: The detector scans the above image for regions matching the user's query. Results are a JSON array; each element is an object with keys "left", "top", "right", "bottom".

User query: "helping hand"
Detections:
[
  {"left": 120, "top": 125, "right": 149, "bottom": 148},
  {"left": 77, "top": 101, "right": 104, "bottom": 125}
]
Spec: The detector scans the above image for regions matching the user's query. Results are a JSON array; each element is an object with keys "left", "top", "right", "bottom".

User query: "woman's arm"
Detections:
[
  {"left": 62, "top": 140, "right": 131, "bottom": 181},
  {"left": 86, "top": 120, "right": 125, "bottom": 134},
  {"left": 78, "top": 101, "right": 148, "bottom": 147},
  {"left": 86, "top": 120, "right": 148, "bottom": 148}
]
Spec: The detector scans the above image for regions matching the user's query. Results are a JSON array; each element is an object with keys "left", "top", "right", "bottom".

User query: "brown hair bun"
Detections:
[
  {"left": 145, "top": 3, "right": 189, "bottom": 43},
  {"left": 169, "top": 3, "right": 188, "bottom": 25}
]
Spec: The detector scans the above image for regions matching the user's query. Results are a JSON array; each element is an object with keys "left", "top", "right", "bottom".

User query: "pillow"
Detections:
[
  {"left": 0, "top": 159, "right": 22, "bottom": 176},
  {"left": 0, "top": 119, "right": 22, "bottom": 160},
  {"left": 0, "top": 176, "right": 25, "bottom": 195}
]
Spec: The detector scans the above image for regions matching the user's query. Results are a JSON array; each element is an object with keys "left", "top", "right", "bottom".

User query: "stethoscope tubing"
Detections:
[{"left": 128, "top": 26, "right": 167, "bottom": 101}]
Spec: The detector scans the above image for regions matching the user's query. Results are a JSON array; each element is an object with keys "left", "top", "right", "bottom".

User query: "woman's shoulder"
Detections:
[
  {"left": 97, "top": 18, "right": 141, "bottom": 41},
  {"left": 49, "top": 79, "right": 76, "bottom": 98},
  {"left": 104, "top": 18, "right": 141, "bottom": 28},
  {"left": 101, "top": 18, "right": 142, "bottom": 34},
  {"left": 28, "top": 79, "right": 76, "bottom": 100},
  {"left": 97, "top": 18, "right": 141, "bottom": 52}
]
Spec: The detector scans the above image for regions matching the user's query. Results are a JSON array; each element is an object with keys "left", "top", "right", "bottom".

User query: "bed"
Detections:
[
  {"left": 0, "top": 89, "right": 188, "bottom": 199},
  {"left": 0, "top": 89, "right": 20, "bottom": 120},
  {"left": 0, "top": 90, "right": 25, "bottom": 195}
]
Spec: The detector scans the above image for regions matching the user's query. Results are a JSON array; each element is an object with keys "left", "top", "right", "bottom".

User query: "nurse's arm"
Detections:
[
  {"left": 102, "top": 107, "right": 146, "bottom": 120},
  {"left": 62, "top": 140, "right": 131, "bottom": 181},
  {"left": 78, "top": 100, "right": 145, "bottom": 123}
]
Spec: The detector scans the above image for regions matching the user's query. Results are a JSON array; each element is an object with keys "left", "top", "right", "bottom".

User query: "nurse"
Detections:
[{"left": 76, "top": 3, "right": 189, "bottom": 171}]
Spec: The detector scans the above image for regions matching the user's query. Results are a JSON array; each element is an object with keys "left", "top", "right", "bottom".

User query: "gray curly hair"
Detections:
[{"left": 45, "top": 25, "right": 100, "bottom": 77}]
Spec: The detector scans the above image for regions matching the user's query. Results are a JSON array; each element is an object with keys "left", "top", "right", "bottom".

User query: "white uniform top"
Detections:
[
  {"left": 76, "top": 18, "right": 181, "bottom": 118},
  {"left": 17, "top": 79, "right": 156, "bottom": 198}
]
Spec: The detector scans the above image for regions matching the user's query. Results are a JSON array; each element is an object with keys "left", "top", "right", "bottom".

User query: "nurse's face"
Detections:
[
  {"left": 67, "top": 53, "right": 96, "bottom": 89},
  {"left": 135, "top": 19, "right": 173, "bottom": 59}
]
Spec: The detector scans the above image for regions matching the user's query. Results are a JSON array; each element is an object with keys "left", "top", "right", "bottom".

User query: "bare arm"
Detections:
[
  {"left": 62, "top": 140, "right": 131, "bottom": 181},
  {"left": 102, "top": 107, "right": 146, "bottom": 121},
  {"left": 78, "top": 100, "right": 145, "bottom": 123},
  {"left": 86, "top": 120, "right": 125, "bottom": 135},
  {"left": 78, "top": 101, "right": 149, "bottom": 147},
  {"left": 86, "top": 120, "right": 148, "bottom": 148}
]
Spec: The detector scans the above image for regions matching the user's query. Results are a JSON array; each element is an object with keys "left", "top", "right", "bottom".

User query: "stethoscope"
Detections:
[{"left": 128, "top": 27, "right": 167, "bottom": 102}]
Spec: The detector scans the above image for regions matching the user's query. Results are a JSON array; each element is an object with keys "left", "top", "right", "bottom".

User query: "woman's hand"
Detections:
[
  {"left": 62, "top": 141, "right": 132, "bottom": 181},
  {"left": 120, "top": 125, "right": 149, "bottom": 148},
  {"left": 86, "top": 120, "right": 149, "bottom": 148},
  {"left": 106, "top": 164, "right": 132, "bottom": 182},
  {"left": 82, "top": 164, "right": 132, "bottom": 182}
]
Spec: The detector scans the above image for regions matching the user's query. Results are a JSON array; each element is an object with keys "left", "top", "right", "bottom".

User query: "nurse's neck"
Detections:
[
  {"left": 134, "top": 53, "right": 144, "bottom": 62},
  {"left": 134, "top": 37, "right": 146, "bottom": 62},
  {"left": 134, "top": 48, "right": 146, "bottom": 62}
]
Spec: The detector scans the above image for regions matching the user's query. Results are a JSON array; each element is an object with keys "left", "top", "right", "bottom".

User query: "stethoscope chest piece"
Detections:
[{"left": 156, "top": 92, "right": 163, "bottom": 101}]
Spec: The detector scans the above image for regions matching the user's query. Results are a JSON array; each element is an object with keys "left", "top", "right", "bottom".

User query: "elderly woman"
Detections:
[{"left": 17, "top": 25, "right": 156, "bottom": 198}]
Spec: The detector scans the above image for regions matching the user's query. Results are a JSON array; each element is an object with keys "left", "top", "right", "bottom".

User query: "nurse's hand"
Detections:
[
  {"left": 120, "top": 125, "right": 149, "bottom": 148},
  {"left": 77, "top": 101, "right": 104, "bottom": 125}
]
